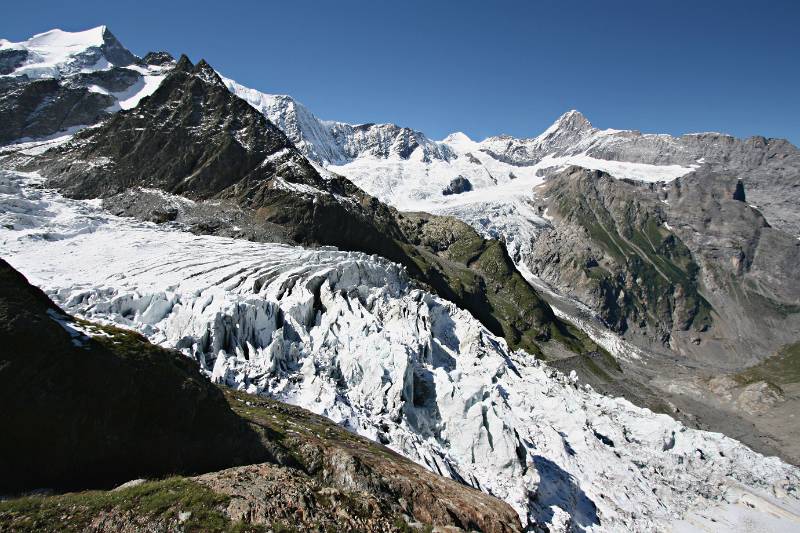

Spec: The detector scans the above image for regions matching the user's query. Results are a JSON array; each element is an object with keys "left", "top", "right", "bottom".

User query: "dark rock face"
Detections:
[
  {"left": 733, "top": 179, "right": 746, "bottom": 202},
  {"left": 98, "top": 27, "right": 137, "bottom": 67},
  {"left": 443, "top": 175, "right": 473, "bottom": 195},
  {"left": 0, "top": 78, "right": 115, "bottom": 144},
  {"left": 44, "top": 56, "right": 296, "bottom": 199},
  {"left": 0, "top": 48, "right": 27, "bottom": 75},
  {"left": 71, "top": 66, "right": 142, "bottom": 92},
  {"left": 33, "top": 55, "right": 596, "bottom": 357},
  {"left": 143, "top": 50, "right": 175, "bottom": 66},
  {"left": 0, "top": 258, "right": 266, "bottom": 493}
]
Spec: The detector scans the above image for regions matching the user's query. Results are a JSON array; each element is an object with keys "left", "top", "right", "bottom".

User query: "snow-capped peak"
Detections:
[
  {"left": 223, "top": 75, "right": 454, "bottom": 165},
  {"left": 24, "top": 26, "right": 107, "bottom": 49},
  {"left": 0, "top": 25, "right": 135, "bottom": 79},
  {"left": 538, "top": 109, "right": 594, "bottom": 138},
  {"left": 441, "top": 131, "right": 476, "bottom": 149}
]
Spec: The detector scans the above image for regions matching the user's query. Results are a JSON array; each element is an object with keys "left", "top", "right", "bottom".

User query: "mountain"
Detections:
[
  {"left": 530, "top": 166, "right": 799, "bottom": 364},
  {"left": 0, "top": 258, "right": 520, "bottom": 532},
  {"left": 226, "top": 81, "right": 800, "bottom": 240},
  {"left": 2, "top": 25, "right": 800, "bottom": 532},
  {"left": 0, "top": 26, "right": 136, "bottom": 78},
  {"left": 30, "top": 54, "right": 599, "bottom": 360},
  {"left": 223, "top": 77, "right": 800, "bottom": 468},
  {"left": 224, "top": 76, "right": 454, "bottom": 166},
  {"left": 222, "top": 80, "right": 799, "bottom": 363},
  {"left": 0, "top": 26, "right": 172, "bottom": 144}
]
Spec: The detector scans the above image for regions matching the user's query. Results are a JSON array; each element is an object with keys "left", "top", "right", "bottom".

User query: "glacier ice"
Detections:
[{"left": 1, "top": 169, "right": 799, "bottom": 532}]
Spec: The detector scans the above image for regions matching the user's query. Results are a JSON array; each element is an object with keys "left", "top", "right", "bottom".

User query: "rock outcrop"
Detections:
[
  {"left": 442, "top": 175, "right": 473, "bottom": 195},
  {"left": 528, "top": 166, "right": 800, "bottom": 366}
]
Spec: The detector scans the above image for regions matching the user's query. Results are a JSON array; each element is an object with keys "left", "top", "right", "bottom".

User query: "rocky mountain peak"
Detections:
[
  {"left": 39, "top": 54, "right": 299, "bottom": 199},
  {"left": 546, "top": 109, "right": 593, "bottom": 135},
  {"left": 172, "top": 56, "right": 224, "bottom": 86},
  {"left": 0, "top": 25, "right": 136, "bottom": 79},
  {"left": 97, "top": 26, "right": 136, "bottom": 67},
  {"left": 142, "top": 50, "right": 175, "bottom": 66},
  {"left": 174, "top": 53, "right": 193, "bottom": 71}
]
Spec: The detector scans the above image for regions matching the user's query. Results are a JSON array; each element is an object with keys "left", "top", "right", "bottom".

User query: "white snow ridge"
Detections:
[
  {"left": 0, "top": 26, "right": 169, "bottom": 118},
  {"left": 2, "top": 170, "right": 799, "bottom": 532}
]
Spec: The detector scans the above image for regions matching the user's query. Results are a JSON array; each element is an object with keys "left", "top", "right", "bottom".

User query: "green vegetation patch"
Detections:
[
  {"left": 555, "top": 186, "right": 712, "bottom": 334},
  {"left": 734, "top": 342, "right": 800, "bottom": 387},
  {"left": 0, "top": 477, "right": 263, "bottom": 533}
]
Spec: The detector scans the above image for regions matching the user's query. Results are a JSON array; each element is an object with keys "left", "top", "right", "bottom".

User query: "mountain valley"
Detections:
[{"left": 1, "top": 25, "right": 799, "bottom": 532}]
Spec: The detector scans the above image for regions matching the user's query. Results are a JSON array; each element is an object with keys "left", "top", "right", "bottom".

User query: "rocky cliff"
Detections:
[{"left": 528, "top": 166, "right": 800, "bottom": 366}]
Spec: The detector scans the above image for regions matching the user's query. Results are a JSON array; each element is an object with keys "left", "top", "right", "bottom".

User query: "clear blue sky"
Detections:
[{"left": 3, "top": 0, "right": 799, "bottom": 144}]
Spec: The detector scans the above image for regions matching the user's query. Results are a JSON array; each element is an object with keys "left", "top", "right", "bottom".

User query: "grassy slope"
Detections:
[
  {"left": 734, "top": 342, "right": 800, "bottom": 387},
  {"left": 0, "top": 386, "right": 514, "bottom": 533},
  {"left": 0, "top": 478, "right": 248, "bottom": 533},
  {"left": 552, "top": 175, "right": 712, "bottom": 335}
]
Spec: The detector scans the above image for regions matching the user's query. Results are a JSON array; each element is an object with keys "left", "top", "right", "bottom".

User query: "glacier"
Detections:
[{"left": 2, "top": 167, "right": 799, "bottom": 532}]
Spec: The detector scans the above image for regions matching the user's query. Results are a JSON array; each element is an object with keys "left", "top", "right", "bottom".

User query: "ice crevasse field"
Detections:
[{"left": 1, "top": 159, "right": 799, "bottom": 531}]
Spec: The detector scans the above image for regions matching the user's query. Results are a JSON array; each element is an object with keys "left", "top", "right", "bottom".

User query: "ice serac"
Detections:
[
  {"left": 1, "top": 169, "right": 799, "bottom": 532},
  {"left": 0, "top": 255, "right": 521, "bottom": 533}
]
